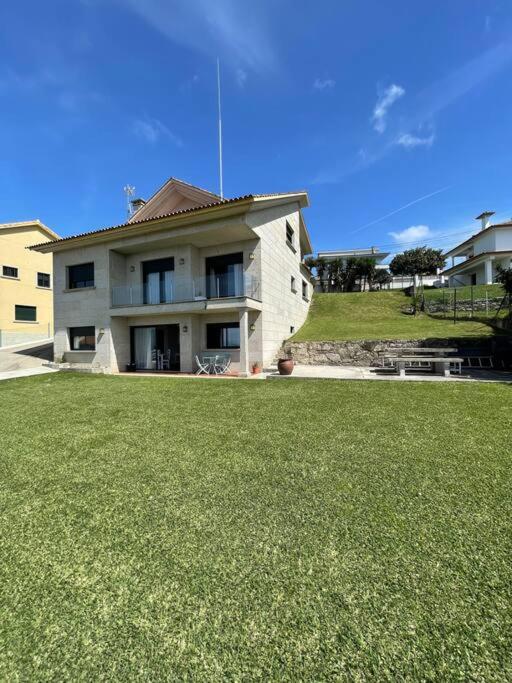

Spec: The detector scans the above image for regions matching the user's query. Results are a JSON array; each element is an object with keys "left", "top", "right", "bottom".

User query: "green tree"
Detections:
[
  {"left": 389, "top": 246, "right": 445, "bottom": 295},
  {"left": 373, "top": 269, "right": 392, "bottom": 290},
  {"left": 496, "top": 265, "right": 512, "bottom": 295}
]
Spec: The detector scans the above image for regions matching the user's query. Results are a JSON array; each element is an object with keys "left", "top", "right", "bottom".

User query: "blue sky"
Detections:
[{"left": 2, "top": 0, "right": 512, "bottom": 258}]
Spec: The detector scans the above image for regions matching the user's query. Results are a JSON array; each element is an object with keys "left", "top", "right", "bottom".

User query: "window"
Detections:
[
  {"left": 290, "top": 326, "right": 295, "bottom": 334},
  {"left": 291, "top": 276, "right": 297, "bottom": 292},
  {"left": 3, "top": 265, "right": 18, "bottom": 278},
  {"left": 206, "top": 322, "right": 240, "bottom": 349},
  {"left": 286, "top": 222, "right": 295, "bottom": 248},
  {"left": 69, "top": 326, "right": 96, "bottom": 351},
  {"left": 142, "top": 257, "right": 174, "bottom": 304},
  {"left": 205, "top": 253, "right": 244, "bottom": 298},
  {"left": 302, "top": 280, "right": 308, "bottom": 300},
  {"left": 37, "top": 272, "right": 51, "bottom": 288},
  {"left": 68, "top": 262, "right": 94, "bottom": 289},
  {"left": 15, "top": 305, "right": 37, "bottom": 322}
]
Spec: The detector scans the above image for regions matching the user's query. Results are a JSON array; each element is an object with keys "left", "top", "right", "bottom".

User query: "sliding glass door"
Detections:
[
  {"left": 131, "top": 325, "right": 180, "bottom": 371},
  {"left": 142, "top": 258, "right": 174, "bottom": 304}
]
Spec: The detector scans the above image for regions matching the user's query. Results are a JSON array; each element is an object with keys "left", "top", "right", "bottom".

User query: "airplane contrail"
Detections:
[{"left": 349, "top": 185, "right": 452, "bottom": 236}]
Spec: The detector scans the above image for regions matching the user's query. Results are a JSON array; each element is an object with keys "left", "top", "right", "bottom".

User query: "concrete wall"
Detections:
[{"left": 249, "top": 203, "right": 311, "bottom": 365}]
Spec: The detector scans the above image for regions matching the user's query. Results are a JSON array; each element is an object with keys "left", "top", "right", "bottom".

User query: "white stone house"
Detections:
[
  {"left": 29, "top": 178, "right": 313, "bottom": 375},
  {"left": 443, "top": 211, "right": 512, "bottom": 286}
]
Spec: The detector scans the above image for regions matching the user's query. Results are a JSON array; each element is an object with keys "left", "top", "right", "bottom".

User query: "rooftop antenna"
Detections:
[
  {"left": 123, "top": 184, "right": 135, "bottom": 219},
  {"left": 217, "top": 58, "right": 224, "bottom": 198}
]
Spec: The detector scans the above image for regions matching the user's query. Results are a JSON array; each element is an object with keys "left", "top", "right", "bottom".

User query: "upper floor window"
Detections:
[
  {"left": 302, "top": 280, "right": 309, "bottom": 301},
  {"left": 37, "top": 272, "right": 51, "bottom": 288},
  {"left": 68, "top": 262, "right": 94, "bottom": 289},
  {"left": 142, "top": 257, "right": 174, "bottom": 304},
  {"left": 206, "top": 253, "right": 243, "bottom": 298},
  {"left": 3, "top": 265, "right": 18, "bottom": 278},
  {"left": 15, "top": 305, "right": 36, "bottom": 322},
  {"left": 286, "top": 222, "right": 295, "bottom": 249},
  {"left": 69, "top": 326, "right": 96, "bottom": 351},
  {"left": 291, "top": 276, "right": 297, "bottom": 293}
]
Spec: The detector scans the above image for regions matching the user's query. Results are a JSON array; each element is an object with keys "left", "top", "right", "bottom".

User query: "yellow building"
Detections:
[{"left": 0, "top": 220, "right": 60, "bottom": 347}]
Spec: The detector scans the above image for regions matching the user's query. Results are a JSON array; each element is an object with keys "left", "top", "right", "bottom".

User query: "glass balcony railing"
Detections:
[{"left": 111, "top": 273, "right": 260, "bottom": 307}]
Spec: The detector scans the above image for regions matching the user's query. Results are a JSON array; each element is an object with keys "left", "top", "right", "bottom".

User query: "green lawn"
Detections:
[
  {"left": 1, "top": 373, "right": 511, "bottom": 680},
  {"left": 423, "top": 284, "right": 504, "bottom": 302},
  {"left": 292, "top": 291, "right": 499, "bottom": 341}
]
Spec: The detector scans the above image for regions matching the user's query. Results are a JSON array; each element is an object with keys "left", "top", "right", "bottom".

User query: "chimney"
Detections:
[
  {"left": 475, "top": 211, "right": 495, "bottom": 231},
  {"left": 130, "top": 198, "right": 146, "bottom": 216}
]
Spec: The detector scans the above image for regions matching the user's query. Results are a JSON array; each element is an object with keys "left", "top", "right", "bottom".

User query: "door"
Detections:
[
  {"left": 205, "top": 253, "right": 244, "bottom": 298},
  {"left": 142, "top": 258, "right": 174, "bottom": 304},
  {"left": 131, "top": 324, "right": 180, "bottom": 371}
]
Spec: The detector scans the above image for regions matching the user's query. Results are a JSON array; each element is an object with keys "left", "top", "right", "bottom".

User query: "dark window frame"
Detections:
[
  {"left": 285, "top": 222, "right": 296, "bottom": 251},
  {"left": 15, "top": 305, "right": 37, "bottom": 322},
  {"left": 206, "top": 322, "right": 240, "bottom": 350},
  {"left": 37, "top": 272, "right": 51, "bottom": 288},
  {"left": 3, "top": 265, "right": 19, "bottom": 278},
  {"left": 302, "top": 280, "right": 309, "bottom": 301},
  {"left": 69, "top": 326, "right": 96, "bottom": 351},
  {"left": 291, "top": 275, "right": 297, "bottom": 293},
  {"left": 205, "top": 252, "right": 244, "bottom": 299},
  {"left": 68, "top": 262, "right": 94, "bottom": 290}
]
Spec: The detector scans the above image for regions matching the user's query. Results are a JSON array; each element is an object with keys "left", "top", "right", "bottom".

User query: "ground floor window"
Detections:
[
  {"left": 37, "top": 272, "right": 51, "bottom": 288},
  {"left": 69, "top": 326, "right": 96, "bottom": 350},
  {"left": 206, "top": 322, "right": 240, "bottom": 349},
  {"left": 15, "top": 305, "right": 36, "bottom": 322}
]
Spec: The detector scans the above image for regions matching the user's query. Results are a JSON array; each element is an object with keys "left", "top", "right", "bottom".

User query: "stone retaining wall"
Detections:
[
  {"left": 283, "top": 338, "right": 480, "bottom": 367},
  {"left": 424, "top": 297, "right": 503, "bottom": 313}
]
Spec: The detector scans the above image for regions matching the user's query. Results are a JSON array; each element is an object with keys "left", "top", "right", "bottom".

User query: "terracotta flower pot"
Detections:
[
  {"left": 277, "top": 358, "right": 294, "bottom": 375},
  {"left": 252, "top": 365, "right": 262, "bottom": 375}
]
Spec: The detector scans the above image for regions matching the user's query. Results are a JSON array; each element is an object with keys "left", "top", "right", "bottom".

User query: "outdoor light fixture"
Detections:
[
  {"left": 130, "top": 265, "right": 135, "bottom": 272},
  {"left": 99, "top": 328, "right": 105, "bottom": 335},
  {"left": 179, "top": 258, "right": 185, "bottom": 265},
  {"left": 182, "top": 325, "right": 188, "bottom": 333},
  {"left": 249, "top": 252, "right": 255, "bottom": 260},
  {"left": 250, "top": 323, "right": 256, "bottom": 332}
]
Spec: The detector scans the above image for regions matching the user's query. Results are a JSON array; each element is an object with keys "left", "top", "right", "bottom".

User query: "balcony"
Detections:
[{"left": 111, "top": 273, "right": 261, "bottom": 310}]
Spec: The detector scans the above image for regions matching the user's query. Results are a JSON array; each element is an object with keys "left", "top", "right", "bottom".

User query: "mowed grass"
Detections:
[
  {"left": 1, "top": 373, "right": 511, "bottom": 680},
  {"left": 292, "top": 291, "right": 498, "bottom": 341},
  {"left": 423, "top": 283, "right": 504, "bottom": 302}
]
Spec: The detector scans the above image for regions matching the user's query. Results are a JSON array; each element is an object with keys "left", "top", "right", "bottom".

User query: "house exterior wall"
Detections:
[
  {"left": 0, "top": 226, "right": 55, "bottom": 347},
  {"left": 50, "top": 200, "right": 311, "bottom": 373},
  {"left": 249, "top": 203, "right": 312, "bottom": 365}
]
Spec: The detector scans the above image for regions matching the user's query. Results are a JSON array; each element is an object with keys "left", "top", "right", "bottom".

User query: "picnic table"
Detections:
[{"left": 379, "top": 348, "right": 462, "bottom": 377}]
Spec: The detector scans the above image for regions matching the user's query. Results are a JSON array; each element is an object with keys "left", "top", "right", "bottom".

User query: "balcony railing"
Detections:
[{"left": 111, "top": 273, "right": 260, "bottom": 308}]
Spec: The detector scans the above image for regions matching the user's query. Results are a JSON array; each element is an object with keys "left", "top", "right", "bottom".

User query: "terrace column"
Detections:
[
  {"left": 485, "top": 258, "right": 493, "bottom": 284},
  {"left": 238, "top": 308, "right": 250, "bottom": 377}
]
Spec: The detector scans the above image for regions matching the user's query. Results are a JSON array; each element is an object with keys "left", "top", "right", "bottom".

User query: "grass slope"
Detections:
[
  {"left": 423, "top": 284, "right": 504, "bottom": 302},
  {"left": 1, "top": 373, "right": 511, "bottom": 680},
  {"left": 292, "top": 291, "right": 498, "bottom": 341}
]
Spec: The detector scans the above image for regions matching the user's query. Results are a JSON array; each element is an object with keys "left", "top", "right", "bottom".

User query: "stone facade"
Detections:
[{"left": 284, "top": 338, "right": 473, "bottom": 367}]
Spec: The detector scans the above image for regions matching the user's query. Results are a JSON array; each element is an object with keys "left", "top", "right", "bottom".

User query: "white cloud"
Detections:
[
  {"left": 236, "top": 68, "right": 247, "bottom": 87},
  {"left": 372, "top": 83, "right": 405, "bottom": 133},
  {"left": 313, "top": 77, "right": 335, "bottom": 90},
  {"left": 389, "top": 225, "right": 433, "bottom": 245},
  {"left": 132, "top": 117, "right": 183, "bottom": 146},
  {"left": 120, "top": 0, "right": 277, "bottom": 75},
  {"left": 396, "top": 132, "right": 435, "bottom": 148}
]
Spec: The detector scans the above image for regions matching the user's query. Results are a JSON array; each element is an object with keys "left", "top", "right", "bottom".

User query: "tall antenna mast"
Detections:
[
  {"left": 123, "top": 184, "right": 135, "bottom": 220},
  {"left": 217, "top": 58, "right": 224, "bottom": 199}
]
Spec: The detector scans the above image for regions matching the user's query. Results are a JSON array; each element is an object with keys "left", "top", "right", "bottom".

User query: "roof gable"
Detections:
[
  {"left": 0, "top": 220, "right": 59, "bottom": 241},
  {"left": 128, "top": 178, "right": 221, "bottom": 223}
]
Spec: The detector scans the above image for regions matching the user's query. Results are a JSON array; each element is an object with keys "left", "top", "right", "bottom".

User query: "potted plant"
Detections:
[
  {"left": 277, "top": 353, "right": 294, "bottom": 375},
  {"left": 252, "top": 361, "right": 263, "bottom": 375}
]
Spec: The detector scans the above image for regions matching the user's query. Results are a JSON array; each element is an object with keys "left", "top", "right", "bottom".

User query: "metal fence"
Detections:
[{"left": 419, "top": 285, "right": 510, "bottom": 324}]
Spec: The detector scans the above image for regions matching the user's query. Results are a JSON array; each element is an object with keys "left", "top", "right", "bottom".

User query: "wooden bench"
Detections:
[
  {"left": 388, "top": 356, "right": 464, "bottom": 378},
  {"left": 378, "top": 348, "right": 458, "bottom": 368}
]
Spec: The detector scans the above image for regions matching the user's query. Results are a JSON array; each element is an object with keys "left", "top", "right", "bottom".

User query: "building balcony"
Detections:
[{"left": 110, "top": 274, "right": 261, "bottom": 316}]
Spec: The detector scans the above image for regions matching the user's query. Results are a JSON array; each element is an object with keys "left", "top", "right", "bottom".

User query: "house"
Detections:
[
  {"left": 29, "top": 178, "right": 313, "bottom": 375},
  {"left": 315, "top": 247, "right": 442, "bottom": 290},
  {"left": 0, "top": 220, "right": 60, "bottom": 347},
  {"left": 443, "top": 211, "right": 512, "bottom": 286}
]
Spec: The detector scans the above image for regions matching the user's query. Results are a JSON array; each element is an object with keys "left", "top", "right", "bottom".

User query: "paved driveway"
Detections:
[{"left": 0, "top": 341, "right": 57, "bottom": 381}]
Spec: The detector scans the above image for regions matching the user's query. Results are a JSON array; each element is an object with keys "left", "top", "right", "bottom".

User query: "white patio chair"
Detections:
[
  {"left": 213, "top": 353, "right": 231, "bottom": 374},
  {"left": 195, "top": 355, "right": 210, "bottom": 375}
]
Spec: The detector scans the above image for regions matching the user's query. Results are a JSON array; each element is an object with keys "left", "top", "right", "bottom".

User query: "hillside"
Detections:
[{"left": 292, "top": 291, "right": 499, "bottom": 342}]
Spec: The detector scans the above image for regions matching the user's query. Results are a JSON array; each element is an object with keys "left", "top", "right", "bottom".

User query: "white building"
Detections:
[
  {"left": 30, "top": 178, "right": 313, "bottom": 375},
  {"left": 443, "top": 211, "right": 512, "bottom": 286}
]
